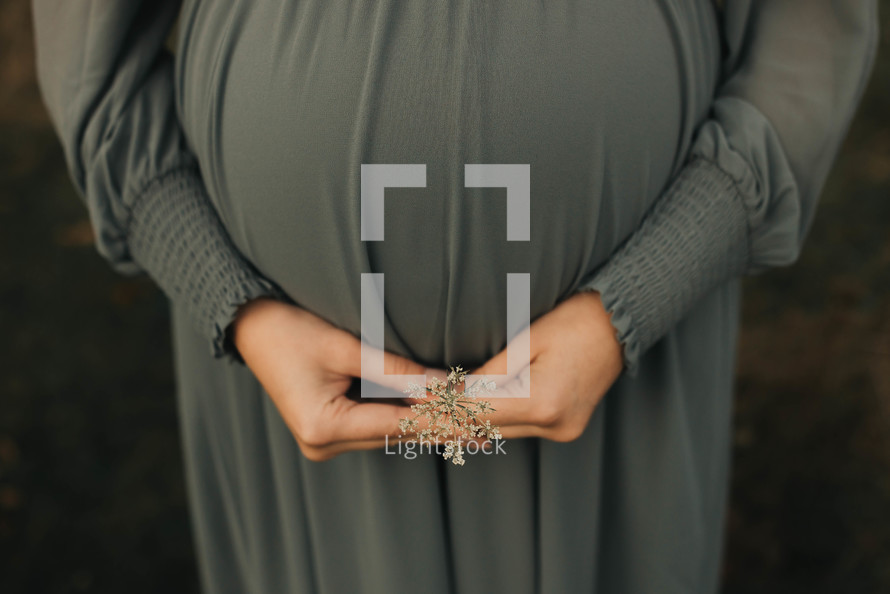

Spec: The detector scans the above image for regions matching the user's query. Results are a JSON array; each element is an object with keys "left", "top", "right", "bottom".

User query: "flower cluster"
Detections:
[{"left": 398, "top": 366, "right": 503, "bottom": 466}]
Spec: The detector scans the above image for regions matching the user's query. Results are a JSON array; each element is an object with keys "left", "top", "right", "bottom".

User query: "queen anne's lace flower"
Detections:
[{"left": 399, "top": 366, "right": 504, "bottom": 466}]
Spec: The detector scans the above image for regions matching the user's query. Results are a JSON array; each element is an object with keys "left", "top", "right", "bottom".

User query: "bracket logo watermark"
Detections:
[{"left": 359, "top": 164, "right": 531, "bottom": 399}]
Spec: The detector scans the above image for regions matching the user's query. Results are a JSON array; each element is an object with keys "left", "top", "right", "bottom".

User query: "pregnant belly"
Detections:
[{"left": 180, "top": 1, "right": 718, "bottom": 367}]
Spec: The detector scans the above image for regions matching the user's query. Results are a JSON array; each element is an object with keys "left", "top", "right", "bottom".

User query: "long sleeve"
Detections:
[
  {"left": 32, "top": 1, "right": 285, "bottom": 361},
  {"left": 576, "top": 0, "right": 879, "bottom": 376}
]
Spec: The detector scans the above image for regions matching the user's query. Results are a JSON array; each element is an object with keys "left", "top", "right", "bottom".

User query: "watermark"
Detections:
[
  {"left": 384, "top": 435, "right": 507, "bottom": 460},
  {"left": 359, "top": 163, "right": 532, "bottom": 398}
]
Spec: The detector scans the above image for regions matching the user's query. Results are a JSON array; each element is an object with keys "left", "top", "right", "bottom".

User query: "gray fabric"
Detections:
[
  {"left": 127, "top": 167, "right": 287, "bottom": 360},
  {"left": 577, "top": 157, "right": 751, "bottom": 375},
  {"left": 33, "top": 1, "right": 878, "bottom": 592},
  {"left": 31, "top": 1, "right": 284, "bottom": 360},
  {"left": 578, "top": 1, "right": 879, "bottom": 372}
]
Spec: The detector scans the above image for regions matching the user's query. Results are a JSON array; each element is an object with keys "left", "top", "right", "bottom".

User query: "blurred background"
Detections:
[{"left": 1, "top": 2, "right": 888, "bottom": 593}]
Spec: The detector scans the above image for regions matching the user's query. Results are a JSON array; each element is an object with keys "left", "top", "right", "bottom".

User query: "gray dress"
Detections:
[{"left": 33, "top": 1, "right": 878, "bottom": 592}]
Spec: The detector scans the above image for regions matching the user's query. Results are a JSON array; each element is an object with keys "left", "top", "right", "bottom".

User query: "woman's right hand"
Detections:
[{"left": 231, "top": 297, "right": 440, "bottom": 462}]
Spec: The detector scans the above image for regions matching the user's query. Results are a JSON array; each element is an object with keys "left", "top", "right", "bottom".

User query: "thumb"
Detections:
[
  {"left": 334, "top": 334, "right": 446, "bottom": 396},
  {"left": 470, "top": 324, "right": 534, "bottom": 380}
]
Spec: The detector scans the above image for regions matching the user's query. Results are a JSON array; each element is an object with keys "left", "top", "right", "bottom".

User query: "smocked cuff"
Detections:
[
  {"left": 576, "top": 158, "right": 751, "bottom": 376},
  {"left": 126, "top": 167, "right": 287, "bottom": 364}
]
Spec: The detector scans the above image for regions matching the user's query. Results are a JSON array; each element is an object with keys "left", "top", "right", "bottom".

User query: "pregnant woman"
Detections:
[{"left": 33, "top": 1, "right": 876, "bottom": 592}]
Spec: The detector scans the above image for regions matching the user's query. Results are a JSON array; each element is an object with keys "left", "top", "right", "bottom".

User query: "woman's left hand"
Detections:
[{"left": 454, "top": 291, "right": 624, "bottom": 443}]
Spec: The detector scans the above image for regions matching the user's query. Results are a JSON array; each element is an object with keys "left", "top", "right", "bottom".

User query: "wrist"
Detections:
[
  {"left": 229, "top": 296, "right": 280, "bottom": 355},
  {"left": 574, "top": 290, "right": 625, "bottom": 376}
]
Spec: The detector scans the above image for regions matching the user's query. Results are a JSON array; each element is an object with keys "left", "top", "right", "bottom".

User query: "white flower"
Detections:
[{"left": 397, "top": 366, "right": 505, "bottom": 467}]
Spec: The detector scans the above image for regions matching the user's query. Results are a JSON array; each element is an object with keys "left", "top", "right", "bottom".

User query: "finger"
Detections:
[
  {"left": 398, "top": 325, "right": 537, "bottom": 408},
  {"left": 469, "top": 324, "right": 535, "bottom": 380},
  {"left": 468, "top": 326, "right": 538, "bottom": 390},
  {"left": 470, "top": 347, "right": 510, "bottom": 379},
  {"left": 323, "top": 395, "right": 424, "bottom": 444},
  {"left": 400, "top": 367, "right": 451, "bottom": 405},
  {"left": 331, "top": 334, "right": 447, "bottom": 394},
  {"left": 396, "top": 368, "right": 503, "bottom": 407},
  {"left": 298, "top": 433, "right": 421, "bottom": 462},
  {"left": 399, "top": 369, "right": 454, "bottom": 406},
  {"left": 469, "top": 367, "right": 543, "bottom": 427},
  {"left": 398, "top": 365, "right": 541, "bottom": 432}
]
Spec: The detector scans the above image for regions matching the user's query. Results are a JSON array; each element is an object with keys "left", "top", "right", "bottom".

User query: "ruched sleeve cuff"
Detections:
[
  {"left": 126, "top": 167, "right": 288, "bottom": 364},
  {"left": 576, "top": 158, "right": 751, "bottom": 376}
]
